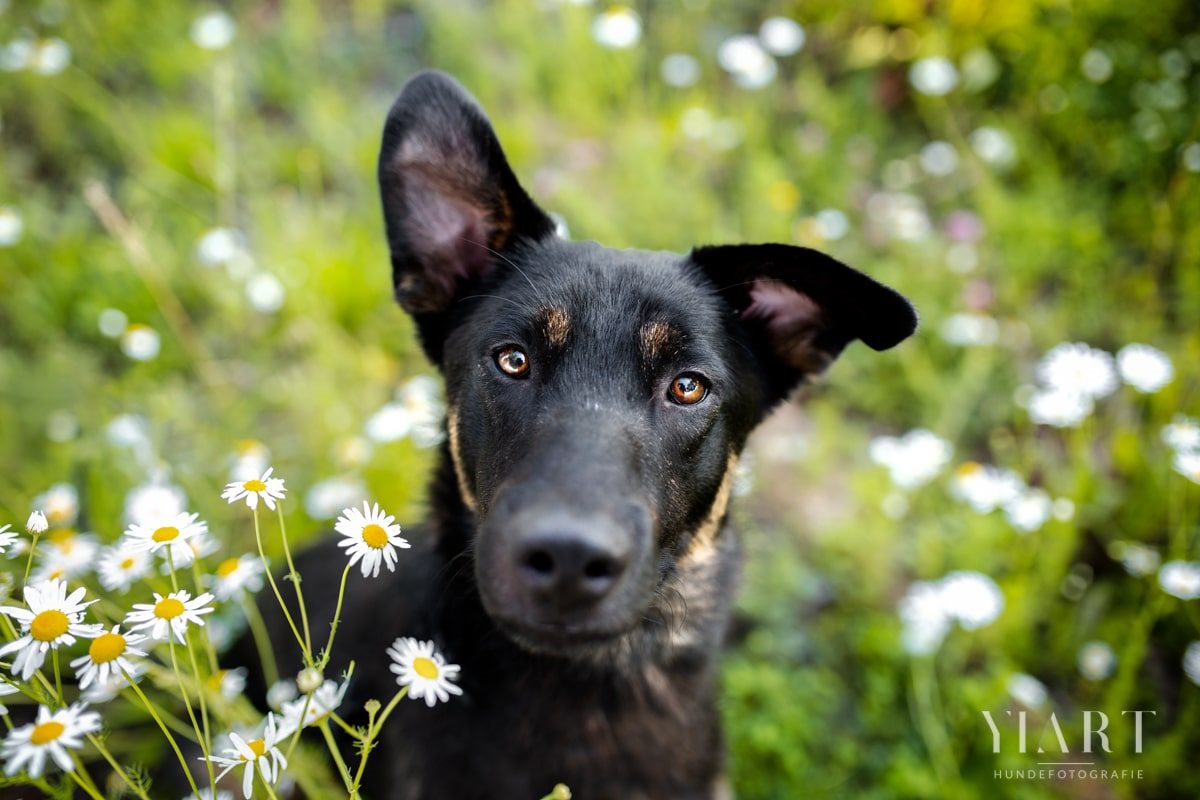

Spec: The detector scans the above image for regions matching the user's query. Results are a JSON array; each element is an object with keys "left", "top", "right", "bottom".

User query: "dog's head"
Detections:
[{"left": 378, "top": 71, "right": 916, "bottom": 658}]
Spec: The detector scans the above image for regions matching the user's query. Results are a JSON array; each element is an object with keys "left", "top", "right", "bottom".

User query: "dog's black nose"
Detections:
[{"left": 514, "top": 525, "right": 630, "bottom": 611}]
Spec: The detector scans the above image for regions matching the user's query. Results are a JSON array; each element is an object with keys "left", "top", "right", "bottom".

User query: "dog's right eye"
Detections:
[{"left": 495, "top": 346, "right": 530, "bottom": 378}]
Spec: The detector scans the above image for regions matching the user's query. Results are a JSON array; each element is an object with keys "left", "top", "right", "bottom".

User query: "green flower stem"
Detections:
[
  {"left": 169, "top": 639, "right": 217, "bottom": 796},
  {"left": 190, "top": 558, "right": 220, "bottom": 673},
  {"left": 184, "top": 630, "right": 213, "bottom": 765},
  {"left": 369, "top": 685, "right": 409, "bottom": 738},
  {"left": 86, "top": 731, "right": 153, "bottom": 800},
  {"left": 276, "top": 504, "right": 314, "bottom": 660},
  {"left": 51, "top": 649, "right": 63, "bottom": 702},
  {"left": 327, "top": 710, "right": 362, "bottom": 740},
  {"left": 351, "top": 685, "right": 410, "bottom": 796},
  {"left": 241, "top": 594, "right": 280, "bottom": 686},
  {"left": 283, "top": 693, "right": 314, "bottom": 762},
  {"left": 20, "top": 533, "right": 39, "bottom": 587},
  {"left": 252, "top": 507, "right": 311, "bottom": 667},
  {"left": 318, "top": 562, "right": 353, "bottom": 671},
  {"left": 259, "top": 767, "right": 282, "bottom": 800},
  {"left": 318, "top": 718, "right": 355, "bottom": 791},
  {"left": 909, "top": 656, "right": 959, "bottom": 788},
  {"left": 66, "top": 756, "right": 106, "bottom": 800},
  {"left": 120, "top": 666, "right": 203, "bottom": 800}
]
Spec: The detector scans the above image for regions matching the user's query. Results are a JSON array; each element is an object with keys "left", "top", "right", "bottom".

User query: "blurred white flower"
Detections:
[
  {"left": 0, "top": 38, "right": 33, "bottom": 72},
  {"left": 758, "top": 17, "right": 805, "bottom": 57},
  {"left": 899, "top": 581, "right": 951, "bottom": 655},
  {"left": 1184, "top": 642, "right": 1200, "bottom": 687},
  {"left": 1081, "top": 48, "right": 1113, "bottom": 83},
  {"left": 866, "top": 192, "right": 930, "bottom": 241},
  {"left": 1183, "top": 142, "right": 1200, "bottom": 173},
  {"left": 950, "top": 462, "right": 1023, "bottom": 513},
  {"left": 1174, "top": 451, "right": 1200, "bottom": 485},
  {"left": 961, "top": 48, "right": 1001, "bottom": 91},
  {"left": 1162, "top": 415, "right": 1200, "bottom": 453},
  {"left": 209, "top": 556, "right": 265, "bottom": 601},
  {"left": 124, "top": 482, "right": 187, "bottom": 527},
  {"left": 881, "top": 491, "right": 909, "bottom": 519},
  {"left": 1027, "top": 387, "right": 1094, "bottom": 428},
  {"left": 940, "top": 313, "right": 998, "bottom": 346},
  {"left": 1006, "top": 672, "right": 1048, "bottom": 709},
  {"left": 97, "top": 307, "right": 128, "bottom": 338},
  {"left": 1078, "top": 641, "right": 1116, "bottom": 680},
  {"left": 107, "top": 414, "right": 150, "bottom": 448},
  {"left": 230, "top": 440, "right": 272, "bottom": 483},
  {"left": 591, "top": 7, "right": 640, "bottom": 49},
  {"left": 1116, "top": 344, "right": 1173, "bottom": 393},
  {"left": 0, "top": 206, "right": 23, "bottom": 246},
  {"left": 919, "top": 141, "right": 959, "bottom": 176},
  {"left": 1004, "top": 488, "right": 1052, "bottom": 533},
  {"left": 35, "top": 530, "right": 100, "bottom": 582},
  {"left": 1108, "top": 541, "right": 1161, "bottom": 577},
  {"left": 28, "top": 38, "right": 69, "bottom": 75},
  {"left": 946, "top": 242, "right": 978, "bottom": 273},
  {"left": 814, "top": 209, "right": 849, "bottom": 241},
  {"left": 195, "top": 227, "right": 245, "bottom": 267},
  {"left": 366, "top": 376, "right": 444, "bottom": 446},
  {"left": 246, "top": 273, "right": 285, "bottom": 314},
  {"left": 191, "top": 11, "right": 236, "bottom": 50},
  {"left": 909, "top": 56, "right": 958, "bottom": 96},
  {"left": 868, "top": 429, "right": 951, "bottom": 490},
  {"left": 266, "top": 680, "right": 297, "bottom": 711},
  {"left": 1037, "top": 343, "right": 1117, "bottom": 397},
  {"left": 120, "top": 324, "right": 160, "bottom": 361},
  {"left": 717, "top": 34, "right": 777, "bottom": 89},
  {"left": 35, "top": 484, "right": 78, "bottom": 528},
  {"left": 970, "top": 127, "right": 1017, "bottom": 168},
  {"left": 940, "top": 571, "right": 1005, "bottom": 629},
  {"left": 1158, "top": 561, "right": 1200, "bottom": 600},
  {"left": 660, "top": 53, "right": 701, "bottom": 88},
  {"left": 304, "top": 476, "right": 367, "bottom": 520}
]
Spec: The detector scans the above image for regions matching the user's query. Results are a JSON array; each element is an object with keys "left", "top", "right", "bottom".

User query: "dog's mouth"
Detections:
[{"left": 494, "top": 615, "right": 633, "bottom": 657}]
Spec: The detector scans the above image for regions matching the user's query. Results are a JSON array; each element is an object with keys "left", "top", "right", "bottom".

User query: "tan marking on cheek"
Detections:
[
  {"left": 539, "top": 306, "right": 571, "bottom": 348},
  {"left": 640, "top": 320, "right": 678, "bottom": 360},
  {"left": 446, "top": 406, "right": 478, "bottom": 512},
  {"left": 681, "top": 452, "right": 739, "bottom": 561}
]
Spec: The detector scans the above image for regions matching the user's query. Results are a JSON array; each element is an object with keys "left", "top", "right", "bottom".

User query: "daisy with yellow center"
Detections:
[
  {"left": 30, "top": 530, "right": 99, "bottom": 583},
  {"left": 97, "top": 542, "right": 152, "bottom": 593},
  {"left": 335, "top": 501, "right": 410, "bottom": 578},
  {"left": 207, "top": 554, "right": 265, "bottom": 600},
  {"left": 68, "top": 625, "right": 147, "bottom": 690},
  {"left": 0, "top": 579, "right": 100, "bottom": 680},
  {"left": 207, "top": 667, "right": 248, "bottom": 700},
  {"left": 124, "top": 511, "right": 207, "bottom": 566},
  {"left": 124, "top": 589, "right": 216, "bottom": 643},
  {"left": 221, "top": 467, "right": 287, "bottom": 511},
  {"left": 279, "top": 677, "right": 349, "bottom": 733},
  {"left": 1, "top": 703, "right": 101, "bottom": 778},
  {"left": 206, "top": 713, "right": 288, "bottom": 799},
  {"left": 386, "top": 637, "right": 462, "bottom": 707}
]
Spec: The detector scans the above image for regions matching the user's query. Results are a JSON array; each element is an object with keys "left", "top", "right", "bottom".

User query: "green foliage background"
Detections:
[{"left": 1, "top": 0, "right": 1199, "bottom": 797}]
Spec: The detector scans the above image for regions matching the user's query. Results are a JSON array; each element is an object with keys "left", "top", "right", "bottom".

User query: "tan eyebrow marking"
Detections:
[
  {"left": 539, "top": 306, "right": 571, "bottom": 348},
  {"left": 640, "top": 320, "right": 680, "bottom": 360}
]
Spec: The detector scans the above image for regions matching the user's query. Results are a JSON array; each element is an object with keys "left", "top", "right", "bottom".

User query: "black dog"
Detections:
[{"left": 247, "top": 71, "right": 916, "bottom": 799}]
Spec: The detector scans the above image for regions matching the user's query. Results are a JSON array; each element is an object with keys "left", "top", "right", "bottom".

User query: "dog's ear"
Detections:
[
  {"left": 690, "top": 243, "right": 917, "bottom": 400},
  {"left": 378, "top": 71, "right": 556, "bottom": 360}
]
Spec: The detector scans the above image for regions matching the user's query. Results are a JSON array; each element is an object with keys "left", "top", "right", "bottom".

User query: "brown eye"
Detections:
[
  {"left": 496, "top": 346, "right": 530, "bottom": 378},
  {"left": 669, "top": 373, "right": 707, "bottom": 405}
]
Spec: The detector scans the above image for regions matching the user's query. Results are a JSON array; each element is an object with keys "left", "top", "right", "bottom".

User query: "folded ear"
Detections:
[
  {"left": 690, "top": 243, "right": 918, "bottom": 399},
  {"left": 378, "top": 70, "right": 556, "bottom": 360}
]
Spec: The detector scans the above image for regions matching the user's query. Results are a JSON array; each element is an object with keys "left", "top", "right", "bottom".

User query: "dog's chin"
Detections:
[{"left": 493, "top": 616, "right": 636, "bottom": 660}]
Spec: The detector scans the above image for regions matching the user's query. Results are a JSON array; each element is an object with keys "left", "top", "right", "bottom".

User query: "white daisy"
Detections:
[
  {"left": 207, "top": 555, "right": 265, "bottom": 600},
  {"left": 68, "top": 626, "right": 147, "bottom": 689},
  {"left": 898, "top": 581, "right": 952, "bottom": 655},
  {"left": 34, "top": 484, "right": 78, "bottom": 528},
  {"left": 1158, "top": 561, "right": 1200, "bottom": 600},
  {"left": 266, "top": 680, "right": 296, "bottom": 711},
  {"left": 0, "top": 682, "right": 20, "bottom": 715},
  {"left": 1006, "top": 672, "right": 1048, "bottom": 709},
  {"left": 208, "top": 668, "right": 248, "bottom": 700},
  {"left": 335, "top": 502, "right": 410, "bottom": 578},
  {"left": 185, "top": 788, "right": 235, "bottom": 800},
  {"left": 1162, "top": 415, "right": 1200, "bottom": 453},
  {"left": 1027, "top": 387, "right": 1094, "bottom": 428},
  {"left": 1116, "top": 343, "right": 1173, "bottom": 393},
  {"left": 123, "top": 482, "right": 187, "bottom": 527},
  {"left": 1173, "top": 450, "right": 1200, "bottom": 486},
  {"left": 123, "top": 511, "right": 206, "bottom": 566},
  {"left": 81, "top": 665, "right": 144, "bottom": 704},
  {"left": 207, "top": 713, "right": 288, "bottom": 799},
  {"left": 1035, "top": 342, "right": 1117, "bottom": 399},
  {"left": 124, "top": 590, "right": 216, "bottom": 643},
  {"left": 387, "top": 638, "right": 462, "bottom": 707},
  {"left": 1, "top": 703, "right": 101, "bottom": 778},
  {"left": 939, "top": 571, "right": 1005, "bottom": 629},
  {"left": 950, "top": 462, "right": 1024, "bottom": 513},
  {"left": 867, "top": 429, "right": 952, "bottom": 490},
  {"left": 1108, "top": 541, "right": 1161, "bottom": 577},
  {"left": 1184, "top": 642, "right": 1200, "bottom": 688},
  {"left": 279, "top": 678, "right": 349, "bottom": 733},
  {"left": 31, "top": 529, "right": 99, "bottom": 582},
  {"left": 0, "top": 579, "right": 100, "bottom": 680},
  {"left": 97, "top": 543, "right": 152, "bottom": 593},
  {"left": 1003, "top": 488, "right": 1053, "bottom": 533},
  {"left": 1078, "top": 641, "right": 1116, "bottom": 681},
  {"left": 221, "top": 468, "right": 287, "bottom": 512},
  {"left": 26, "top": 511, "right": 48, "bottom": 534},
  {"left": 0, "top": 525, "right": 18, "bottom": 555}
]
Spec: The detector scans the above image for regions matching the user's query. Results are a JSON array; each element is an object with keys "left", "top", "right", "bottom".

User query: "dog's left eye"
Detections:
[
  {"left": 669, "top": 373, "right": 708, "bottom": 405},
  {"left": 495, "top": 346, "right": 530, "bottom": 378}
]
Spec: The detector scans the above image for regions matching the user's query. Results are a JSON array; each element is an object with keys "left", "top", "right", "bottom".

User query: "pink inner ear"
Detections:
[{"left": 742, "top": 279, "right": 824, "bottom": 335}]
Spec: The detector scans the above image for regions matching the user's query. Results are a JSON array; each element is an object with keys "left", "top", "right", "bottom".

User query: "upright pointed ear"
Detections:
[
  {"left": 378, "top": 70, "right": 556, "bottom": 361},
  {"left": 690, "top": 243, "right": 918, "bottom": 400}
]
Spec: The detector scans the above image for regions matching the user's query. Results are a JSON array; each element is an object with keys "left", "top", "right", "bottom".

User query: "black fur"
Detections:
[{"left": 237, "top": 70, "right": 916, "bottom": 800}]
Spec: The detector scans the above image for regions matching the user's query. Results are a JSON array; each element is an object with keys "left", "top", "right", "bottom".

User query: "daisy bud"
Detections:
[
  {"left": 363, "top": 699, "right": 381, "bottom": 715},
  {"left": 550, "top": 785, "right": 573, "bottom": 800},
  {"left": 25, "top": 510, "right": 48, "bottom": 534},
  {"left": 296, "top": 667, "right": 324, "bottom": 694}
]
